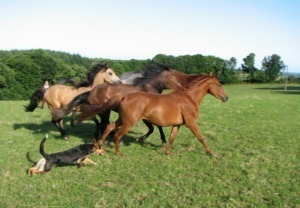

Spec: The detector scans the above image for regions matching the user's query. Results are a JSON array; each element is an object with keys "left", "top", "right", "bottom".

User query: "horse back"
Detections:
[{"left": 44, "top": 85, "right": 91, "bottom": 108}]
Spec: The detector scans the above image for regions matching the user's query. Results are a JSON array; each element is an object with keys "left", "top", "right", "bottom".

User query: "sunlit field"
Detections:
[{"left": 0, "top": 84, "right": 299, "bottom": 207}]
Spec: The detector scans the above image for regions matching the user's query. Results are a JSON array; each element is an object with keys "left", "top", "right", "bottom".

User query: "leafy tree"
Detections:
[
  {"left": 226, "top": 57, "right": 237, "bottom": 70},
  {"left": 242, "top": 53, "right": 257, "bottom": 81},
  {"left": 0, "top": 63, "right": 19, "bottom": 100},
  {"left": 262, "top": 54, "right": 286, "bottom": 81},
  {"left": 252, "top": 70, "right": 268, "bottom": 83}
]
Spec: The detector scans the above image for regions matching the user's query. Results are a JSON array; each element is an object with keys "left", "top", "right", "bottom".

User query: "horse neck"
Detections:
[
  {"left": 91, "top": 73, "right": 105, "bottom": 87},
  {"left": 186, "top": 78, "right": 211, "bottom": 105}
]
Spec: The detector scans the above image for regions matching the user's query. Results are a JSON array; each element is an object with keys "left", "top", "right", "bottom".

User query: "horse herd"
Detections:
[{"left": 25, "top": 62, "right": 228, "bottom": 157}]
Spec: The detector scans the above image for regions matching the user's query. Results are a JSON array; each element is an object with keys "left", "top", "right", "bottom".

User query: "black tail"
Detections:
[
  {"left": 78, "top": 95, "right": 124, "bottom": 122},
  {"left": 24, "top": 89, "right": 44, "bottom": 112},
  {"left": 40, "top": 135, "right": 49, "bottom": 159},
  {"left": 26, "top": 152, "right": 36, "bottom": 164},
  {"left": 51, "top": 91, "right": 91, "bottom": 121},
  {"left": 56, "top": 78, "right": 79, "bottom": 86}
]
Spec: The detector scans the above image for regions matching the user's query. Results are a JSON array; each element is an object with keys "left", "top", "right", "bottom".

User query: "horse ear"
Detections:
[{"left": 216, "top": 72, "right": 220, "bottom": 79}]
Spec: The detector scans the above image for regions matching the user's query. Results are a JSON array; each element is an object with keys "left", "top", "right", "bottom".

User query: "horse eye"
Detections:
[{"left": 109, "top": 72, "right": 113, "bottom": 76}]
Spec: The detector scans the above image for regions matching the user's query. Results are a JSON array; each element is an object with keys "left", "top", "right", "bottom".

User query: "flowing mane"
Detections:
[
  {"left": 185, "top": 74, "right": 212, "bottom": 88},
  {"left": 120, "top": 63, "right": 171, "bottom": 85},
  {"left": 75, "top": 62, "right": 108, "bottom": 88}
]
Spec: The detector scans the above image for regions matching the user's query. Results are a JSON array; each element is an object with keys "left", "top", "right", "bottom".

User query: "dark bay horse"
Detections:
[
  {"left": 52, "top": 63, "right": 204, "bottom": 145},
  {"left": 39, "top": 63, "right": 121, "bottom": 140},
  {"left": 78, "top": 73, "right": 228, "bottom": 156}
]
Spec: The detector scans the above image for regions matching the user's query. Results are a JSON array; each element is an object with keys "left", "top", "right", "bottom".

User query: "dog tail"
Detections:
[
  {"left": 40, "top": 134, "right": 49, "bottom": 159},
  {"left": 26, "top": 152, "right": 36, "bottom": 164}
]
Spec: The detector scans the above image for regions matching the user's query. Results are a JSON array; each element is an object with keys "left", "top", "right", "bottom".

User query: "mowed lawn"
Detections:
[{"left": 0, "top": 84, "right": 299, "bottom": 207}]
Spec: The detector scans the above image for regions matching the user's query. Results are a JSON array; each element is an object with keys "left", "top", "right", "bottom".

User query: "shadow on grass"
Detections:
[
  {"left": 13, "top": 118, "right": 162, "bottom": 149},
  {"left": 14, "top": 118, "right": 99, "bottom": 143},
  {"left": 255, "top": 85, "right": 300, "bottom": 95}
]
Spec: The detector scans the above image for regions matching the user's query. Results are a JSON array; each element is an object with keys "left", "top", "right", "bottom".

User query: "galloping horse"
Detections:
[
  {"left": 25, "top": 79, "right": 77, "bottom": 112},
  {"left": 52, "top": 63, "right": 204, "bottom": 145},
  {"left": 78, "top": 73, "right": 228, "bottom": 156},
  {"left": 44, "top": 63, "right": 121, "bottom": 140}
]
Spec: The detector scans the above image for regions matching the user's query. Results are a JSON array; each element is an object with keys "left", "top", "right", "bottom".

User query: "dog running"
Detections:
[{"left": 28, "top": 135, "right": 105, "bottom": 175}]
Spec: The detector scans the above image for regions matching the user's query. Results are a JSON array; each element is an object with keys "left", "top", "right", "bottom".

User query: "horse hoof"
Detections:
[
  {"left": 208, "top": 152, "right": 218, "bottom": 157},
  {"left": 64, "top": 136, "right": 69, "bottom": 141}
]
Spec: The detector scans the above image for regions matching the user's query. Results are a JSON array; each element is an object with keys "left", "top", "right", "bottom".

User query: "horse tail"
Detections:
[
  {"left": 24, "top": 89, "right": 44, "bottom": 112},
  {"left": 51, "top": 91, "right": 91, "bottom": 120},
  {"left": 39, "top": 134, "right": 50, "bottom": 160},
  {"left": 78, "top": 95, "right": 124, "bottom": 122}
]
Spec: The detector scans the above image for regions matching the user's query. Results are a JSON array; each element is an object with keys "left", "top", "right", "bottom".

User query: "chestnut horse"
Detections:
[
  {"left": 78, "top": 73, "right": 228, "bottom": 156},
  {"left": 44, "top": 63, "right": 121, "bottom": 140},
  {"left": 52, "top": 63, "right": 204, "bottom": 145}
]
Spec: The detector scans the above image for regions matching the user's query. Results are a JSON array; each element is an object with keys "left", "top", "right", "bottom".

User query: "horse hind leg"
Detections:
[
  {"left": 51, "top": 118, "right": 69, "bottom": 140},
  {"left": 166, "top": 125, "right": 180, "bottom": 155},
  {"left": 113, "top": 123, "right": 133, "bottom": 156},
  {"left": 136, "top": 119, "right": 154, "bottom": 143},
  {"left": 136, "top": 120, "right": 166, "bottom": 147}
]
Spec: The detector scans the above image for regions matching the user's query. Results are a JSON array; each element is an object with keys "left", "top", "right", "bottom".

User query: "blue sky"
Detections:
[{"left": 1, "top": 0, "right": 299, "bottom": 72}]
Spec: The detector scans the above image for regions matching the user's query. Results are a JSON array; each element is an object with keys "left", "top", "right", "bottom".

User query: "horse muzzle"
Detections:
[{"left": 222, "top": 96, "right": 228, "bottom": 102}]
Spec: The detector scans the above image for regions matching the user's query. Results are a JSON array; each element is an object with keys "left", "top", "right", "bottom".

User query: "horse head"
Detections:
[
  {"left": 207, "top": 73, "right": 228, "bottom": 102},
  {"left": 103, "top": 67, "right": 122, "bottom": 84},
  {"left": 92, "top": 63, "right": 121, "bottom": 86}
]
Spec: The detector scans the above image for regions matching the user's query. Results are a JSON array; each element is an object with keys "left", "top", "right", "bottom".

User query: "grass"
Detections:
[{"left": 0, "top": 84, "right": 299, "bottom": 207}]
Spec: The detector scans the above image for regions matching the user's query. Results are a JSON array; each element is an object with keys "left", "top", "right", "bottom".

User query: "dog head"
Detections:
[{"left": 92, "top": 139, "right": 105, "bottom": 156}]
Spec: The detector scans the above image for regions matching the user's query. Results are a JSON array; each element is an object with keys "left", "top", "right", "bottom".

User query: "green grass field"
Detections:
[{"left": 0, "top": 84, "right": 299, "bottom": 207}]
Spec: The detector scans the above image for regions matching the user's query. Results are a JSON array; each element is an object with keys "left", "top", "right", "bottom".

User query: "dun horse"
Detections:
[
  {"left": 41, "top": 63, "right": 121, "bottom": 140},
  {"left": 78, "top": 73, "right": 228, "bottom": 156},
  {"left": 52, "top": 63, "right": 205, "bottom": 145}
]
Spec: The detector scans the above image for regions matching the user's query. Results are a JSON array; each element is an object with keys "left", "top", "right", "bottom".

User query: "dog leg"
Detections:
[{"left": 80, "top": 157, "right": 97, "bottom": 166}]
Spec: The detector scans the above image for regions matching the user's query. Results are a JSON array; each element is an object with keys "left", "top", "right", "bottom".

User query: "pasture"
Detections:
[{"left": 0, "top": 84, "right": 299, "bottom": 207}]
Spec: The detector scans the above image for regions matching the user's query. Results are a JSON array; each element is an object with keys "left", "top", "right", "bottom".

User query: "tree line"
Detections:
[{"left": 0, "top": 49, "right": 294, "bottom": 100}]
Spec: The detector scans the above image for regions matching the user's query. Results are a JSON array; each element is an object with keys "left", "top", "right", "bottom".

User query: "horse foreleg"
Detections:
[
  {"left": 166, "top": 125, "right": 180, "bottom": 155},
  {"left": 187, "top": 122, "right": 214, "bottom": 156},
  {"left": 157, "top": 126, "right": 166, "bottom": 147},
  {"left": 51, "top": 118, "right": 68, "bottom": 140}
]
